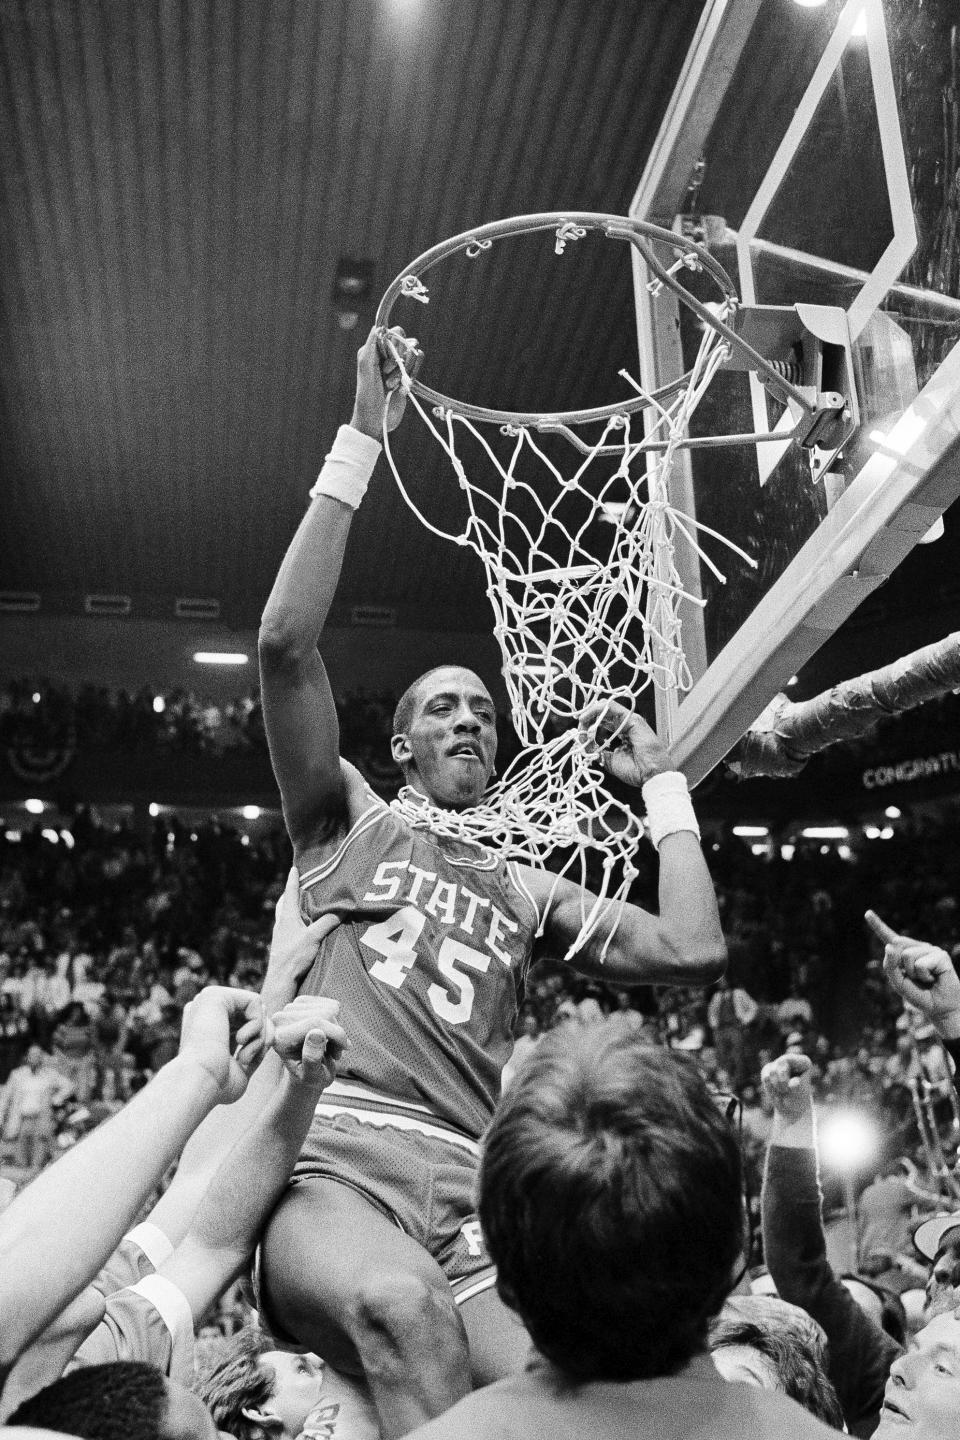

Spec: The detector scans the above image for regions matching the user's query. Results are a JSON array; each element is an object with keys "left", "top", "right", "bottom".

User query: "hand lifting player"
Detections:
[{"left": 256, "top": 326, "right": 727, "bottom": 1437}]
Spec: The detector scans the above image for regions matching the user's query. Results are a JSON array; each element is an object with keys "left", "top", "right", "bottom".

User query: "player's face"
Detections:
[
  {"left": 876, "top": 1313, "right": 960, "bottom": 1439},
  {"left": 926, "top": 1234, "right": 960, "bottom": 1317},
  {"left": 400, "top": 667, "right": 498, "bottom": 809}
]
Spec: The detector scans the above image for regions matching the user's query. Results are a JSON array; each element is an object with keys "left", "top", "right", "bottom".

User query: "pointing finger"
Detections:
[{"left": 865, "top": 910, "right": 900, "bottom": 945}]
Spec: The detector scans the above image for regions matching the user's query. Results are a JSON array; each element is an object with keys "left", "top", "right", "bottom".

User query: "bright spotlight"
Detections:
[
  {"left": 193, "top": 652, "right": 249, "bottom": 666},
  {"left": 818, "top": 1108, "right": 880, "bottom": 1171},
  {"left": 149, "top": 803, "right": 161, "bottom": 818},
  {"left": 153, "top": 696, "right": 166, "bottom": 714},
  {"left": 884, "top": 806, "right": 901, "bottom": 820},
  {"left": 41, "top": 828, "right": 59, "bottom": 845},
  {"left": 24, "top": 798, "right": 44, "bottom": 815},
  {"left": 733, "top": 826, "right": 769, "bottom": 837},
  {"left": 801, "top": 826, "right": 849, "bottom": 840},
  {"left": 851, "top": 9, "right": 868, "bottom": 35},
  {"left": 242, "top": 805, "right": 261, "bottom": 821}
]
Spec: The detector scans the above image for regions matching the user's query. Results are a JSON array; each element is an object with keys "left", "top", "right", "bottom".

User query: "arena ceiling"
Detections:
[{"left": 1, "top": 0, "right": 958, "bottom": 701}]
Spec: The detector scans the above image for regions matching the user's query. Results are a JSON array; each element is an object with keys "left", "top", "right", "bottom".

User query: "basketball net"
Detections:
[{"left": 380, "top": 321, "right": 753, "bottom": 959}]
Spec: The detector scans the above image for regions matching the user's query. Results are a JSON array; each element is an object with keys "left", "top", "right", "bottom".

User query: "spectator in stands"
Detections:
[
  {"left": 51, "top": 1003, "right": 98, "bottom": 1104},
  {"left": 0, "top": 1043, "right": 73, "bottom": 1172},
  {"left": 400, "top": 1016, "right": 834, "bottom": 1438},
  {"left": 708, "top": 973, "right": 759, "bottom": 1091},
  {"left": 858, "top": 1159, "right": 936, "bottom": 1275},
  {"left": 0, "top": 992, "right": 30, "bottom": 1083},
  {"left": 910, "top": 1212, "right": 960, "bottom": 1328}
]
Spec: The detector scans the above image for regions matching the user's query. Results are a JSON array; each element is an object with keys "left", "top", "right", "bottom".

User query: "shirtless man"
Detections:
[{"left": 256, "top": 327, "right": 727, "bottom": 1437}]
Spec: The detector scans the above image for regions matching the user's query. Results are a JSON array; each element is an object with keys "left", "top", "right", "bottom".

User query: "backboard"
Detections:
[{"left": 630, "top": 0, "right": 960, "bottom": 784}]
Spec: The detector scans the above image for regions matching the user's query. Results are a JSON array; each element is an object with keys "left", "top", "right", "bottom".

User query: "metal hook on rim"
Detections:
[
  {"left": 555, "top": 221, "right": 587, "bottom": 255},
  {"left": 465, "top": 238, "right": 493, "bottom": 259},
  {"left": 400, "top": 274, "right": 430, "bottom": 304}
]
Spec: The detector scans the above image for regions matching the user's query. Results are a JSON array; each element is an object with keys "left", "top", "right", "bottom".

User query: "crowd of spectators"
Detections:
[
  {"left": 0, "top": 678, "right": 412, "bottom": 771},
  {"left": 1, "top": 804, "right": 958, "bottom": 1251},
  {"left": 3, "top": 691, "right": 960, "bottom": 1433},
  {"left": 1, "top": 795, "right": 959, "bottom": 1435}
]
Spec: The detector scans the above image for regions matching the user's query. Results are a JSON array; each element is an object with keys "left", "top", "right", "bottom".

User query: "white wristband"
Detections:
[
  {"left": 641, "top": 770, "right": 700, "bottom": 850},
  {"left": 309, "top": 425, "right": 382, "bottom": 509}
]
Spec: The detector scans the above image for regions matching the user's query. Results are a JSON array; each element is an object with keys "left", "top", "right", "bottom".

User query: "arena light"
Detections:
[
  {"left": 800, "top": 826, "right": 849, "bottom": 839},
  {"left": 59, "top": 829, "right": 75, "bottom": 849},
  {"left": 32, "top": 691, "right": 41, "bottom": 704},
  {"left": 193, "top": 652, "right": 249, "bottom": 666},
  {"left": 242, "top": 805, "right": 261, "bottom": 820},
  {"left": 732, "top": 825, "right": 769, "bottom": 837},
  {"left": 864, "top": 824, "right": 882, "bottom": 839},
  {"left": 149, "top": 803, "right": 161, "bottom": 818},
  {"left": 24, "top": 798, "right": 44, "bottom": 815},
  {"left": 153, "top": 696, "right": 166, "bottom": 714},
  {"left": 818, "top": 1107, "right": 880, "bottom": 1171},
  {"left": 885, "top": 805, "right": 901, "bottom": 819},
  {"left": 41, "top": 828, "right": 59, "bottom": 845}
]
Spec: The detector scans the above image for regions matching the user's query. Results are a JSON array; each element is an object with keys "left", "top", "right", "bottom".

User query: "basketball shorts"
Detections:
[{"left": 291, "top": 1080, "right": 497, "bottom": 1306}]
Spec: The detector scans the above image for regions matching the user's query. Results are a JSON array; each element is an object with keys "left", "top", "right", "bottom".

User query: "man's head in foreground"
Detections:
[
  {"left": 876, "top": 1310, "right": 960, "bottom": 1438},
  {"left": 7, "top": 1362, "right": 219, "bottom": 1440},
  {"left": 391, "top": 666, "right": 498, "bottom": 810},
  {"left": 478, "top": 1015, "right": 743, "bottom": 1381}
]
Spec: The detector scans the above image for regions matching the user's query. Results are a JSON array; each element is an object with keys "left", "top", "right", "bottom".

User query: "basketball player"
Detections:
[{"left": 256, "top": 326, "right": 727, "bottom": 1438}]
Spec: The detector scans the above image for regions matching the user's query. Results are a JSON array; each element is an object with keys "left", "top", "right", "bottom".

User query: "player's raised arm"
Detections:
[
  {"left": 521, "top": 702, "right": 726, "bottom": 985},
  {"left": 258, "top": 326, "right": 420, "bottom": 848}
]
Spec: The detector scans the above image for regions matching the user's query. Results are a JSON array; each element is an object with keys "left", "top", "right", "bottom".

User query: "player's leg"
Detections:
[
  {"left": 259, "top": 1177, "right": 472, "bottom": 1440},
  {"left": 457, "top": 1281, "right": 532, "bottom": 1384}
]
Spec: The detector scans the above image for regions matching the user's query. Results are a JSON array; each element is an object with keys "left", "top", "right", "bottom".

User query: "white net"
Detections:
[{"left": 380, "top": 311, "right": 754, "bottom": 958}]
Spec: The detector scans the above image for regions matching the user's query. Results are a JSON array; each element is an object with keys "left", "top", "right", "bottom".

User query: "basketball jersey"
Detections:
[{"left": 298, "top": 798, "right": 540, "bottom": 1140}]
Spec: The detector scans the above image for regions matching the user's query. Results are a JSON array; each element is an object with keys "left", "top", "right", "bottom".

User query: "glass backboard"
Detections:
[{"left": 630, "top": 0, "right": 960, "bottom": 783}]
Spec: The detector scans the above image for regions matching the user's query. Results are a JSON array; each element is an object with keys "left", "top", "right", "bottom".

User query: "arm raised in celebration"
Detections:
[{"left": 258, "top": 326, "right": 421, "bottom": 850}]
